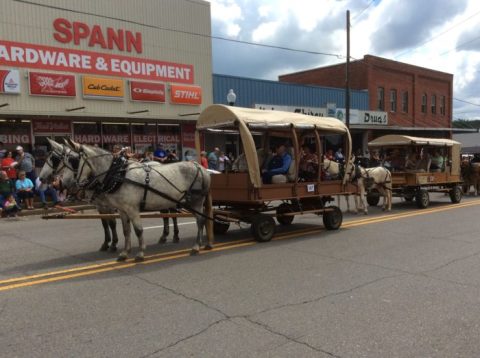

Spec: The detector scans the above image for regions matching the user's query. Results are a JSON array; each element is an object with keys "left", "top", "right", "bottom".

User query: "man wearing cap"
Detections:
[{"left": 15, "top": 146, "right": 36, "bottom": 183}]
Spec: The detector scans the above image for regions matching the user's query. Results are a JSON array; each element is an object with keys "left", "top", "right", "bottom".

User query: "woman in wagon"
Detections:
[
  {"left": 262, "top": 143, "right": 292, "bottom": 184},
  {"left": 299, "top": 144, "right": 319, "bottom": 181},
  {"left": 430, "top": 150, "right": 444, "bottom": 171},
  {"left": 405, "top": 151, "right": 418, "bottom": 170}
]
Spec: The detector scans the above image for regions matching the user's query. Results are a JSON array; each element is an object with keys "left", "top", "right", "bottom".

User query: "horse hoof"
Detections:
[
  {"left": 109, "top": 246, "right": 117, "bottom": 253},
  {"left": 117, "top": 255, "right": 127, "bottom": 262},
  {"left": 158, "top": 237, "right": 167, "bottom": 244},
  {"left": 190, "top": 249, "right": 199, "bottom": 256},
  {"left": 99, "top": 244, "right": 109, "bottom": 252},
  {"left": 203, "top": 244, "right": 213, "bottom": 251},
  {"left": 173, "top": 236, "right": 180, "bottom": 243},
  {"left": 134, "top": 255, "right": 145, "bottom": 262}
]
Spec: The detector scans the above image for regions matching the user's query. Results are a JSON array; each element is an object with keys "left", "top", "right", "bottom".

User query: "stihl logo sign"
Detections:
[{"left": 170, "top": 84, "right": 202, "bottom": 105}]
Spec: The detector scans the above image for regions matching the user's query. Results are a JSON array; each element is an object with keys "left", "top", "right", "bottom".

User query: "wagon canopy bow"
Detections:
[
  {"left": 368, "top": 134, "right": 461, "bottom": 148},
  {"left": 196, "top": 104, "right": 351, "bottom": 188}
]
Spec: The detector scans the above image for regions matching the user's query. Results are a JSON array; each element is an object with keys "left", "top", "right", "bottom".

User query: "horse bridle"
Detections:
[{"left": 76, "top": 150, "right": 113, "bottom": 188}]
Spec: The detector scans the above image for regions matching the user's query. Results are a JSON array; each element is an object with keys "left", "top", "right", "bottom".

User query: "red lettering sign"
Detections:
[
  {"left": 0, "top": 40, "right": 194, "bottom": 84},
  {"left": 157, "top": 134, "right": 180, "bottom": 144},
  {"left": 0, "top": 134, "right": 31, "bottom": 145},
  {"left": 29, "top": 72, "right": 76, "bottom": 97},
  {"left": 73, "top": 134, "right": 101, "bottom": 144},
  {"left": 53, "top": 18, "right": 142, "bottom": 54},
  {"left": 33, "top": 120, "right": 72, "bottom": 135},
  {"left": 130, "top": 81, "right": 165, "bottom": 102},
  {"left": 170, "top": 84, "right": 202, "bottom": 105}
]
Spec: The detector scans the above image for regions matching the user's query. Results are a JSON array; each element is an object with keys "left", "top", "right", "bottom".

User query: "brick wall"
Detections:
[{"left": 279, "top": 55, "right": 453, "bottom": 129}]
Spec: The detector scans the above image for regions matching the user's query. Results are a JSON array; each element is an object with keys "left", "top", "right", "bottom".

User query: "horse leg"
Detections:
[
  {"left": 191, "top": 215, "right": 207, "bottom": 255},
  {"left": 117, "top": 213, "right": 132, "bottom": 262},
  {"left": 172, "top": 216, "right": 180, "bottom": 243},
  {"left": 108, "top": 219, "right": 119, "bottom": 252},
  {"left": 99, "top": 218, "right": 111, "bottom": 251},
  {"left": 359, "top": 181, "right": 368, "bottom": 215},
  {"left": 158, "top": 216, "right": 169, "bottom": 244},
  {"left": 131, "top": 215, "right": 146, "bottom": 262}
]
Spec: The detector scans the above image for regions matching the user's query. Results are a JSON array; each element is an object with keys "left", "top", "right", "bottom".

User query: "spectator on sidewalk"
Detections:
[
  {"left": 32, "top": 144, "right": 47, "bottom": 177},
  {"left": 3, "top": 193, "right": 21, "bottom": 217},
  {"left": 1, "top": 150, "right": 17, "bottom": 192},
  {"left": 0, "top": 171, "right": 12, "bottom": 204},
  {"left": 15, "top": 170, "right": 34, "bottom": 209},
  {"left": 52, "top": 175, "right": 67, "bottom": 203},
  {"left": 35, "top": 177, "right": 59, "bottom": 208},
  {"left": 15, "top": 146, "right": 36, "bottom": 183}
]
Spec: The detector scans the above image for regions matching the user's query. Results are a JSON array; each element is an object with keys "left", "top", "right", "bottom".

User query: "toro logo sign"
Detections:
[
  {"left": 0, "top": 69, "right": 20, "bottom": 93},
  {"left": 29, "top": 72, "right": 76, "bottom": 97},
  {"left": 170, "top": 84, "right": 202, "bottom": 105},
  {"left": 82, "top": 76, "right": 124, "bottom": 100},
  {"left": 130, "top": 81, "right": 165, "bottom": 103}
]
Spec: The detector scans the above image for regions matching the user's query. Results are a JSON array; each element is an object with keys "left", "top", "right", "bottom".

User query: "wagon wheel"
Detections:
[
  {"left": 366, "top": 189, "right": 380, "bottom": 206},
  {"left": 213, "top": 218, "right": 230, "bottom": 235},
  {"left": 449, "top": 185, "right": 462, "bottom": 203},
  {"left": 323, "top": 206, "right": 343, "bottom": 230},
  {"left": 276, "top": 203, "right": 295, "bottom": 226},
  {"left": 250, "top": 214, "right": 276, "bottom": 242},
  {"left": 415, "top": 189, "right": 429, "bottom": 209}
]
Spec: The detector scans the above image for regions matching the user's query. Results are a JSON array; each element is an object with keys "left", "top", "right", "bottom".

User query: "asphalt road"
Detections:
[{"left": 1, "top": 194, "right": 480, "bottom": 357}]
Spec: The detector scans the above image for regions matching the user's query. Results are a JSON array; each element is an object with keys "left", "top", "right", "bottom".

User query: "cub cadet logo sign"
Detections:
[
  {"left": 170, "top": 84, "right": 202, "bottom": 105},
  {"left": 82, "top": 76, "right": 124, "bottom": 100}
]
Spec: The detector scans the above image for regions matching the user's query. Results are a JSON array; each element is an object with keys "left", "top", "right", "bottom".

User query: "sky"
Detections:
[{"left": 206, "top": 0, "right": 480, "bottom": 120}]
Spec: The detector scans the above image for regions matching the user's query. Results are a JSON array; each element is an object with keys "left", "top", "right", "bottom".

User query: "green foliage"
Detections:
[{"left": 452, "top": 119, "right": 480, "bottom": 129}]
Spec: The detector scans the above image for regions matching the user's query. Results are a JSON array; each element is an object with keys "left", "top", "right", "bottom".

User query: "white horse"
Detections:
[
  {"left": 39, "top": 139, "right": 120, "bottom": 252},
  {"left": 74, "top": 142, "right": 212, "bottom": 261},
  {"left": 322, "top": 158, "right": 392, "bottom": 214}
]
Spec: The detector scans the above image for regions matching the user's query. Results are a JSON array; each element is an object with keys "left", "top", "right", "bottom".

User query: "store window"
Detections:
[
  {"left": 440, "top": 96, "right": 446, "bottom": 115},
  {"left": 102, "top": 122, "right": 131, "bottom": 151},
  {"left": 390, "top": 89, "right": 397, "bottom": 112},
  {"left": 431, "top": 95, "right": 436, "bottom": 114},
  {"left": 401, "top": 91, "right": 408, "bottom": 113},
  {"left": 377, "top": 87, "right": 385, "bottom": 111},
  {"left": 132, "top": 123, "right": 156, "bottom": 154},
  {"left": 157, "top": 125, "right": 181, "bottom": 157},
  {"left": 0, "top": 120, "right": 32, "bottom": 151},
  {"left": 73, "top": 122, "right": 102, "bottom": 145},
  {"left": 421, "top": 93, "right": 427, "bottom": 113}
]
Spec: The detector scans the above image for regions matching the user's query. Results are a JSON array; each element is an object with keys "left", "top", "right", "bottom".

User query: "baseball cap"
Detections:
[{"left": 16, "top": 146, "right": 23, "bottom": 151}]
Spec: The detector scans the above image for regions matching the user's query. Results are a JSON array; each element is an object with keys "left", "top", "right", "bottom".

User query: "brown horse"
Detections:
[{"left": 461, "top": 159, "right": 480, "bottom": 196}]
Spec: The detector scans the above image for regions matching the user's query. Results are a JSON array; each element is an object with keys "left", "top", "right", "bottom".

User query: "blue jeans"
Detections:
[{"left": 39, "top": 187, "right": 58, "bottom": 204}]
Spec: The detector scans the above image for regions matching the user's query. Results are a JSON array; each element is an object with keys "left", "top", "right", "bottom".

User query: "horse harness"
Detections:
[{"left": 80, "top": 152, "right": 211, "bottom": 220}]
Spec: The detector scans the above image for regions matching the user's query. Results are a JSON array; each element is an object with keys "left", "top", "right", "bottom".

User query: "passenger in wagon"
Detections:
[
  {"left": 299, "top": 144, "right": 319, "bottom": 181},
  {"left": 405, "top": 152, "right": 418, "bottom": 170},
  {"left": 430, "top": 150, "right": 444, "bottom": 171},
  {"left": 262, "top": 143, "right": 292, "bottom": 184}
]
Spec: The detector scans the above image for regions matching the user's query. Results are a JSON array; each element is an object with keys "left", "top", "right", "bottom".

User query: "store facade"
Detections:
[{"left": 0, "top": 0, "right": 212, "bottom": 158}]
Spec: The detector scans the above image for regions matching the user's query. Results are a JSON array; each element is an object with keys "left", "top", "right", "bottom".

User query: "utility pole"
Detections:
[{"left": 346, "top": 10, "right": 350, "bottom": 129}]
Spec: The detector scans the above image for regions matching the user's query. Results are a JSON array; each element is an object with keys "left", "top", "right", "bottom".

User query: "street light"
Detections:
[{"left": 227, "top": 89, "right": 236, "bottom": 106}]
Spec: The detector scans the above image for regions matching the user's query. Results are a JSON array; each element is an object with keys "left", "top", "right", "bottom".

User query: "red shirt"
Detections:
[
  {"left": 200, "top": 156, "right": 208, "bottom": 169},
  {"left": 1, "top": 157, "right": 17, "bottom": 179}
]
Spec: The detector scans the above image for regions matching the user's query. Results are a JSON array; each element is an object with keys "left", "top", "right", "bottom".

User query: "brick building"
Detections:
[{"left": 279, "top": 55, "right": 453, "bottom": 152}]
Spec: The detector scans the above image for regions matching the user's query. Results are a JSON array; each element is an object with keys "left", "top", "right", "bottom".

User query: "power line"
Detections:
[
  {"left": 453, "top": 98, "right": 480, "bottom": 107},
  {"left": 11, "top": 0, "right": 343, "bottom": 58},
  {"left": 439, "top": 34, "right": 480, "bottom": 56},
  {"left": 394, "top": 9, "right": 480, "bottom": 59},
  {"left": 351, "top": 0, "right": 375, "bottom": 22}
]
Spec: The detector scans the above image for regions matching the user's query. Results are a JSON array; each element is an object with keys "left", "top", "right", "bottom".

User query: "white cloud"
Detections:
[{"left": 207, "top": 0, "right": 480, "bottom": 119}]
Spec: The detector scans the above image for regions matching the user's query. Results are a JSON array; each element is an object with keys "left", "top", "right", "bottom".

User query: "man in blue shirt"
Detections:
[
  {"left": 153, "top": 144, "right": 167, "bottom": 163},
  {"left": 262, "top": 144, "right": 292, "bottom": 184}
]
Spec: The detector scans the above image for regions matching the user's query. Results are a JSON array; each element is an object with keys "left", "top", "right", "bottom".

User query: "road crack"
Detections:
[{"left": 244, "top": 316, "right": 342, "bottom": 357}]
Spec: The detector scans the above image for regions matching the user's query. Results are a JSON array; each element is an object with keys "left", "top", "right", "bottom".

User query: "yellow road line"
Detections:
[{"left": 1, "top": 200, "right": 480, "bottom": 292}]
